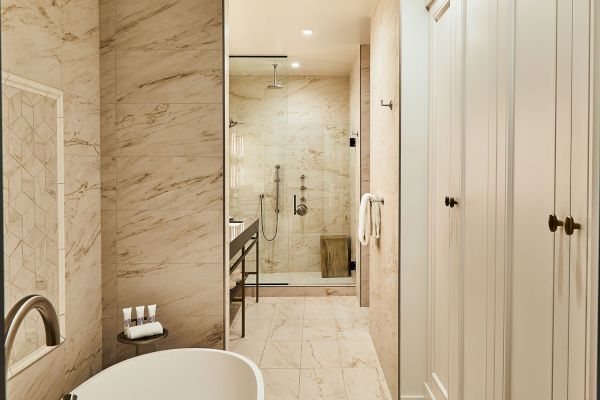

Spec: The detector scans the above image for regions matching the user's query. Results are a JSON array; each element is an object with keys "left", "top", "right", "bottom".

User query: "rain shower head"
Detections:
[{"left": 267, "top": 64, "right": 284, "bottom": 89}]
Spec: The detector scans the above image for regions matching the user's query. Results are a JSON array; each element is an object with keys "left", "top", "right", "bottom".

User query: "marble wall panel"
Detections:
[
  {"left": 3, "top": 0, "right": 103, "bottom": 397},
  {"left": 116, "top": 103, "right": 222, "bottom": 157},
  {"left": 229, "top": 75, "right": 351, "bottom": 278},
  {"left": 100, "top": 0, "right": 225, "bottom": 368},
  {"left": 115, "top": 49, "right": 222, "bottom": 104},
  {"left": 369, "top": 1, "right": 400, "bottom": 398}
]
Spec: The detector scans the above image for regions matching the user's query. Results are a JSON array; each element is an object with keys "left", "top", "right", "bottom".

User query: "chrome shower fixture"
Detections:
[
  {"left": 267, "top": 64, "right": 284, "bottom": 89},
  {"left": 259, "top": 164, "right": 282, "bottom": 241}
]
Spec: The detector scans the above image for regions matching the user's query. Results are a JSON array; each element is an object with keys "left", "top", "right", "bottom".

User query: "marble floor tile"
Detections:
[
  {"left": 342, "top": 368, "right": 391, "bottom": 400},
  {"left": 333, "top": 303, "right": 369, "bottom": 320},
  {"left": 230, "top": 297, "right": 391, "bottom": 399},
  {"left": 338, "top": 339, "right": 380, "bottom": 368},
  {"left": 328, "top": 296, "right": 359, "bottom": 305},
  {"left": 230, "top": 318, "right": 272, "bottom": 340},
  {"left": 268, "top": 319, "right": 303, "bottom": 340},
  {"left": 261, "top": 369, "right": 301, "bottom": 400},
  {"left": 303, "top": 319, "right": 338, "bottom": 341},
  {"left": 261, "top": 340, "right": 302, "bottom": 369},
  {"left": 299, "top": 369, "right": 346, "bottom": 400},
  {"left": 274, "top": 302, "right": 305, "bottom": 319},
  {"left": 304, "top": 302, "right": 334, "bottom": 320},
  {"left": 336, "top": 319, "right": 370, "bottom": 340},
  {"left": 229, "top": 339, "right": 265, "bottom": 366},
  {"left": 301, "top": 341, "right": 341, "bottom": 369},
  {"left": 245, "top": 302, "right": 276, "bottom": 320},
  {"left": 277, "top": 296, "right": 307, "bottom": 304}
]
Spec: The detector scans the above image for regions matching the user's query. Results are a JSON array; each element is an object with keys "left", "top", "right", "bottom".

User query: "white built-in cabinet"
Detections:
[
  {"left": 423, "top": 0, "right": 596, "bottom": 399},
  {"left": 511, "top": 0, "right": 592, "bottom": 398},
  {"left": 426, "top": 0, "right": 461, "bottom": 399}
]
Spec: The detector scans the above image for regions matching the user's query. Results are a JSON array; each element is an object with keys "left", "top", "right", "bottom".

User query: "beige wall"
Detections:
[
  {"left": 100, "top": 0, "right": 225, "bottom": 366},
  {"left": 229, "top": 75, "right": 351, "bottom": 278},
  {"left": 2, "top": 0, "right": 103, "bottom": 398},
  {"left": 369, "top": 0, "right": 400, "bottom": 398}
]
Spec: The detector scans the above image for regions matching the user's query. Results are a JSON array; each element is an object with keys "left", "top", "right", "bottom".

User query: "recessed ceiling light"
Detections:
[
  {"left": 302, "top": 29, "right": 313, "bottom": 36},
  {"left": 291, "top": 62, "right": 300, "bottom": 68}
]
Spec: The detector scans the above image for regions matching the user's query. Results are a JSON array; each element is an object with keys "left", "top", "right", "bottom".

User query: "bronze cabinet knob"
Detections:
[
  {"left": 548, "top": 214, "right": 564, "bottom": 232},
  {"left": 564, "top": 216, "right": 581, "bottom": 236}
]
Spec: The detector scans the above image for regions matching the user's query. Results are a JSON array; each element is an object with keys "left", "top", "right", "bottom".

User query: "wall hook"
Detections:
[{"left": 380, "top": 100, "right": 393, "bottom": 110}]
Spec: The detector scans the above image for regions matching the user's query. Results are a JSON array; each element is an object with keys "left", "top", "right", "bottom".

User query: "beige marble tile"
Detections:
[
  {"left": 117, "top": 263, "right": 222, "bottom": 317},
  {"left": 64, "top": 155, "right": 101, "bottom": 215},
  {"left": 245, "top": 301, "right": 276, "bottom": 320},
  {"left": 101, "top": 156, "right": 116, "bottom": 211},
  {"left": 338, "top": 339, "right": 380, "bottom": 368},
  {"left": 230, "top": 318, "right": 272, "bottom": 341},
  {"left": 229, "top": 339, "right": 266, "bottom": 366},
  {"left": 116, "top": 0, "right": 222, "bottom": 50},
  {"left": 116, "top": 156, "right": 222, "bottom": 211},
  {"left": 343, "top": 368, "right": 391, "bottom": 400},
  {"left": 63, "top": 96, "right": 101, "bottom": 156},
  {"left": 268, "top": 319, "right": 303, "bottom": 341},
  {"left": 1, "top": 1, "right": 63, "bottom": 88},
  {"left": 116, "top": 103, "right": 223, "bottom": 157},
  {"left": 261, "top": 341, "right": 302, "bottom": 369},
  {"left": 303, "top": 319, "right": 338, "bottom": 341},
  {"left": 116, "top": 209, "right": 222, "bottom": 264},
  {"left": 333, "top": 303, "right": 369, "bottom": 320},
  {"left": 336, "top": 319, "right": 370, "bottom": 340},
  {"left": 116, "top": 49, "right": 222, "bottom": 103},
  {"left": 304, "top": 302, "right": 335, "bottom": 320},
  {"left": 274, "top": 302, "right": 305, "bottom": 320},
  {"left": 61, "top": 35, "right": 100, "bottom": 106},
  {"left": 299, "top": 369, "right": 346, "bottom": 400},
  {"left": 301, "top": 341, "right": 341, "bottom": 369},
  {"left": 99, "top": 0, "right": 116, "bottom": 104},
  {"left": 101, "top": 104, "right": 116, "bottom": 156},
  {"left": 261, "top": 369, "right": 301, "bottom": 400},
  {"left": 65, "top": 211, "right": 102, "bottom": 273}
]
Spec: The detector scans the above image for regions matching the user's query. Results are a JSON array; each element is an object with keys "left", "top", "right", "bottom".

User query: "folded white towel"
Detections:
[
  {"left": 358, "top": 193, "right": 381, "bottom": 246},
  {"left": 125, "top": 322, "right": 164, "bottom": 339},
  {"left": 229, "top": 278, "right": 237, "bottom": 290},
  {"left": 231, "top": 271, "right": 243, "bottom": 283}
]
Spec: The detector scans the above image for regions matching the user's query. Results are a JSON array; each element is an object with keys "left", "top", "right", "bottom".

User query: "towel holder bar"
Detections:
[{"left": 370, "top": 198, "right": 384, "bottom": 205}]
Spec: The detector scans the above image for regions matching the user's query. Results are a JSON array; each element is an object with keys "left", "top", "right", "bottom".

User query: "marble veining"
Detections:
[
  {"left": 229, "top": 75, "right": 351, "bottom": 277},
  {"left": 3, "top": 0, "right": 103, "bottom": 397},
  {"left": 100, "top": 0, "right": 225, "bottom": 367},
  {"left": 230, "top": 296, "right": 392, "bottom": 400}
]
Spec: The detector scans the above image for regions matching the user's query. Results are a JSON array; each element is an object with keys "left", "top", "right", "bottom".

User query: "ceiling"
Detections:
[{"left": 229, "top": 0, "right": 375, "bottom": 76}]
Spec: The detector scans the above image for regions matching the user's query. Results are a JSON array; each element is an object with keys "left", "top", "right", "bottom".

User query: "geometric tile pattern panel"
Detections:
[{"left": 2, "top": 73, "right": 64, "bottom": 368}]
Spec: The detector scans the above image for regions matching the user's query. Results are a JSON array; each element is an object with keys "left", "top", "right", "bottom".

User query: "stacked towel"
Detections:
[
  {"left": 125, "top": 322, "right": 164, "bottom": 339},
  {"left": 358, "top": 193, "right": 381, "bottom": 246},
  {"left": 229, "top": 268, "right": 244, "bottom": 289}
]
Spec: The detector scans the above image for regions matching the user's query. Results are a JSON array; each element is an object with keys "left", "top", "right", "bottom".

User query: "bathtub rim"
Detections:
[{"left": 71, "top": 348, "right": 264, "bottom": 399}]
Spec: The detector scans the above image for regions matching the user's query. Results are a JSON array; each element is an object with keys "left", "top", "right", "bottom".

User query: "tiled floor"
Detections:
[{"left": 229, "top": 296, "right": 392, "bottom": 400}]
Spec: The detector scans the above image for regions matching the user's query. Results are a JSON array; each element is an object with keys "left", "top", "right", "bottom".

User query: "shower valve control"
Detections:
[{"left": 294, "top": 175, "right": 308, "bottom": 216}]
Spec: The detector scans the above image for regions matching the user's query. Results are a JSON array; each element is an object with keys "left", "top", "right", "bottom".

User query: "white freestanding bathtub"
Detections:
[{"left": 70, "top": 349, "right": 264, "bottom": 400}]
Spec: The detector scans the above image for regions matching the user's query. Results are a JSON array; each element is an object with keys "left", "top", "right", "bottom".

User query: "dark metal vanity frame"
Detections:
[{"left": 229, "top": 218, "right": 260, "bottom": 338}]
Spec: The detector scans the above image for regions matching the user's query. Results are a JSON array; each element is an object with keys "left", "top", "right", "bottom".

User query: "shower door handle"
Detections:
[{"left": 293, "top": 195, "right": 297, "bottom": 215}]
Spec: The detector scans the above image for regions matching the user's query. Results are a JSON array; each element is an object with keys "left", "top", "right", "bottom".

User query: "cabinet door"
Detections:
[
  {"left": 511, "top": 0, "right": 558, "bottom": 398},
  {"left": 566, "top": 0, "right": 591, "bottom": 397},
  {"left": 426, "top": 1, "right": 461, "bottom": 398}
]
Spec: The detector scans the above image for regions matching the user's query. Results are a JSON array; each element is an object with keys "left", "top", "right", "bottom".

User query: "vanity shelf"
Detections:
[{"left": 229, "top": 218, "right": 260, "bottom": 338}]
